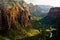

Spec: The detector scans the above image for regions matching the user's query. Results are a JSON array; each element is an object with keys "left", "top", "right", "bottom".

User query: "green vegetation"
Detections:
[
  {"left": 0, "top": 16, "right": 53, "bottom": 40},
  {"left": 0, "top": 0, "right": 54, "bottom": 40}
]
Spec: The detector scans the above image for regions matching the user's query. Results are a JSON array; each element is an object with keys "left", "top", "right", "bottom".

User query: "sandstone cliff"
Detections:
[
  {"left": 0, "top": 0, "right": 31, "bottom": 30},
  {"left": 48, "top": 7, "right": 60, "bottom": 19}
]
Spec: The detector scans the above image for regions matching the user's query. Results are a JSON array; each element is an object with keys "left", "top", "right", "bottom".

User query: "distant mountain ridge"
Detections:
[{"left": 29, "top": 3, "right": 53, "bottom": 17}]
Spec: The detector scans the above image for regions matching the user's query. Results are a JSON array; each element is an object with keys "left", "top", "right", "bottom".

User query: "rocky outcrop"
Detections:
[
  {"left": 0, "top": 0, "right": 31, "bottom": 30},
  {"left": 48, "top": 7, "right": 60, "bottom": 28},
  {"left": 48, "top": 7, "right": 60, "bottom": 19}
]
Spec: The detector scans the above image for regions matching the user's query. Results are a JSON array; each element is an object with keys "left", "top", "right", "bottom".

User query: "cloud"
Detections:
[{"left": 24, "top": 0, "right": 60, "bottom": 7}]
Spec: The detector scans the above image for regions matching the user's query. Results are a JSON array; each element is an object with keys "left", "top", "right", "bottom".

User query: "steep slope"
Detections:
[{"left": 0, "top": 0, "right": 31, "bottom": 30}]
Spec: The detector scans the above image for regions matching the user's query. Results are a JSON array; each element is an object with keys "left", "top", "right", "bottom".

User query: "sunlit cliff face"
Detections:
[{"left": 0, "top": 1, "right": 31, "bottom": 30}]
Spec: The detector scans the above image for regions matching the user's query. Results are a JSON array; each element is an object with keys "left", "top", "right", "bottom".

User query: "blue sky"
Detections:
[{"left": 24, "top": 0, "right": 60, "bottom": 7}]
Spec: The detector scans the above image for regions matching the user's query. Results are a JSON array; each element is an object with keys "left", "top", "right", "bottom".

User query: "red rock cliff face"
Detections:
[{"left": 48, "top": 7, "right": 60, "bottom": 19}]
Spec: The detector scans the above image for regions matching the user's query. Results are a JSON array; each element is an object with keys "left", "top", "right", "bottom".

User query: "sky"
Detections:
[{"left": 24, "top": 0, "right": 60, "bottom": 7}]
